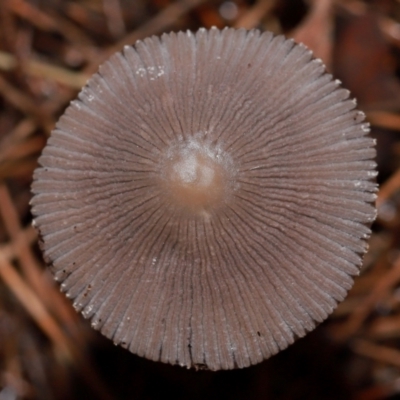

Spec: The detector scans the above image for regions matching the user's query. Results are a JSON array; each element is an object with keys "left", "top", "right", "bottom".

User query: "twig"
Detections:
[
  {"left": 0, "top": 254, "right": 114, "bottom": 400},
  {"left": 379, "top": 15, "right": 400, "bottom": 49},
  {"left": 290, "top": 0, "right": 334, "bottom": 69},
  {"left": 0, "top": 182, "right": 114, "bottom": 399},
  {"left": 367, "top": 315, "right": 400, "bottom": 339},
  {"left": 0, "top": 50, "right": 89, "bottom": 89},
  {"left": 0, "top": 183, "right": 47, "bottom": 291},
  {"left": 0, "top": 135, "right": 46, "bottom": 163},
  {"left": 352, "top": 339, "right": 400, "bottom": 368},
  {"left": 0, "top": 254, "right": 72, "bottom": 361},
  {"left": 335, "top": 0, "right": 367, "bottom": 17},
  {"left": 103, "top": 0, "right": 126, "bottom": 38},
  {"left": 0, "top": 74, "right": 54, "bottom": 133},
  {"left": 367, "top": 110, "right": 400, "bottom": 131},
  {"left": 234, "top": 0, "right": 276, "bottom": 29},
  {"left": 0, "top": 226, "right": 37, "bottom": 261},
  {"left": 6, "top": 0, "right": 95, "bottom": 47},
  {"left": 0, "top": 118, "right": 36, "bottom": 147},
  {"left": 376, "top": 168, "right": 400, "bottom": 209},
  {"left": 0, "top": 159, "right": 39, "bottom": 180},
  {"left": 89, "top": 0, "right": 208, "bottom": 72},
  {"left": 334, "top": 255, "right": 400, "bottom": 340},
  {"left": 0, "top": 183, "right": 85, "bottom": 345}
]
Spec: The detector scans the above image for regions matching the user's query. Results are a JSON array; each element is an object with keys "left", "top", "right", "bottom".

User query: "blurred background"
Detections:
[{"left": 0, "top": 0, "right": 399, "bottom": 399}]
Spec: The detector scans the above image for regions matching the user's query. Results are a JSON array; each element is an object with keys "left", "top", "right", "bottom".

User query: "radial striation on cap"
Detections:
[{"left": 31, "top": 28, "right": 377, "bottom": 370}]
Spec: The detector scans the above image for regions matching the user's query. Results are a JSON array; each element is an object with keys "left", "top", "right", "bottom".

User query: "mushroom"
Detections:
[{"left": 31, "top": 27, "right": 377, "bottom": 371}]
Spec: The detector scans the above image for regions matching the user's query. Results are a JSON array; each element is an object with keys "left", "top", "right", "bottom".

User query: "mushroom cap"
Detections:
[{"left": 31, "top": 28, "right": 377, "bottom": 370}]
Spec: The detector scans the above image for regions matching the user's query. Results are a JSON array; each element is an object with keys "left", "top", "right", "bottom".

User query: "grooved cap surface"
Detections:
[{"left": 31, "top": 28, "right": 377, "bottom": 370}]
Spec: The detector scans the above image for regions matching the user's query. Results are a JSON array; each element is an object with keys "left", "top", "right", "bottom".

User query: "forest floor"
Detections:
[{"left": 1, "top": 0, "right": 400, "bottom": 399}]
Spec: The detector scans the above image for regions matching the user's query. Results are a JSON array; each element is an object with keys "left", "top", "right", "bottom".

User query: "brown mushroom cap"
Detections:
[{"left": 31, "top": 27, "right": 377, "bottom": 370}]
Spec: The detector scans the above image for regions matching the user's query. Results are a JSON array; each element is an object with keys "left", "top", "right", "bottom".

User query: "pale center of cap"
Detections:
[{"left": 164, "top": 146, "right": 227, "bottom": 212}]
